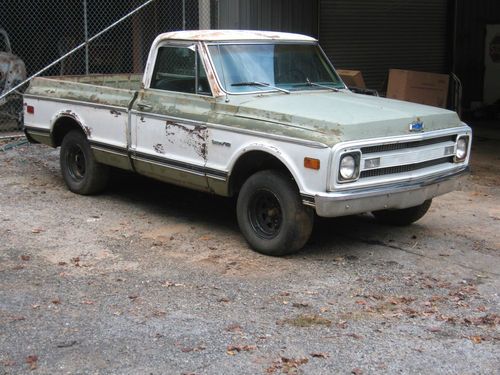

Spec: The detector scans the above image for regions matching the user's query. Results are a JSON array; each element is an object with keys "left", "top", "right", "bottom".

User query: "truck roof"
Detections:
[{"left": 157, "top": 30, "right": 317, "bottom": 42}]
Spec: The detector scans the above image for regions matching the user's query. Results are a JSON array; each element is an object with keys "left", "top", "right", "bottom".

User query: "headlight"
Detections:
[
  {"left": 455, "top": 136, "right": 469, "bottom": 162},
  {"left": 338, "top": 152, "right": 361, "bottom": 182}
]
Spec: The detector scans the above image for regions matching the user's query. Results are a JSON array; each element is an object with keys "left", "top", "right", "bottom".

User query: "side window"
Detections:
[{"left": 151, "top": 45, "right": 212, "bottom": 96}]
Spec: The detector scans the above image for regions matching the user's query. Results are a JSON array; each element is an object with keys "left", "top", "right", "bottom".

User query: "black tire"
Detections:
[
  {"left": 236, "top": 170, "right": 314, "bottom": 256},
  {"left": 372, "top": 199, "right": 432, "bottom": 226},
  {"left": 60, "top": 130, "right": 109, "bottom": 195}
]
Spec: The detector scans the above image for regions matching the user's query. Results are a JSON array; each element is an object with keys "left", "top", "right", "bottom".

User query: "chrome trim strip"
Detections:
[
  {"left": 332, "top": 126, "right": 470, "bottom": 151},
  {"left": 132, "top": 155, "right": 205, "bottom": 177},
  {"left": 23, "top": 93, "right": 129, "bottom": 113},
  {"left": 132, "top": 151, "right": 228, "bottom": 179},
  {"left": 323, "top": 166, "right": 469, "bottom": 201},
  {"left": 315, "top": 167, "right": 469, "bottom": 218},
  {"left": 89, "top": 140, "right": 128, "bottom": 154},
  {"left": 24, "top": 126, "right": 50, "bottom": 135}
]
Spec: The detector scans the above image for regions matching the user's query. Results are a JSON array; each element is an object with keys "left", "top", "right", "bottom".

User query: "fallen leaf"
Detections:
[
  {"left": 346, "top": 333, "right": 363, "bottom": 340},
  {"left": 352, "top": 368, "right": 363, "bottom": 375},
  {"left": 310, "top": 352, "right": 329, "bottom": 358},
  {"left": 217, "top": 297, "right": 231, "bottom": 303},
  {"left": 21, "top": 255, "right": 31, "bottom": 261},
  {"left": 470, "top": 336, "right": 482, "bottom": 344},
  {"left": 31, "top": 228, "right": 43, "bottom": 234},
  {"left": 336, "top": 320, "right": 348, "bottom": 329},
  {"left": 162, "top": 281, "right": 184, "bottom": 287},
  {"left": 292, "top": 302, "right": 309, "bottom": 308},
  {"left": 26, "top": 355, "right": 38, "bottom": 370},
  {"left": 56, "top": 340, "right": 78, "bottom": 348},
  {"left": 51, "top": 298, "right": 61, "bottom": 305},
  {"left": 81, "top": 300, "right": 94, "bottom": 305},
  {"left": 225, "top": 323, "right": 243, "bottom": 333},
  {"left": 1, "top": 359, "right": 15, "bottom": 366},
  {"left": 58, "top": 262, "right": 67, "bottom": 266},
  {"left": 181, "top": 345, "right": 206, "bottom": 353}
]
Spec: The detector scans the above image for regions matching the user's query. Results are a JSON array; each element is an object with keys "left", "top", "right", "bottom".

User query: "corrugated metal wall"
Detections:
[
  {"left": 319, "top": 0, "right": 450, "bottom": 92},
  {"left": 454, "top": 0, "right": 500, "bottom": 107},
  {"left": 217, "top": 0, "right": 318, "bottom": 37}
]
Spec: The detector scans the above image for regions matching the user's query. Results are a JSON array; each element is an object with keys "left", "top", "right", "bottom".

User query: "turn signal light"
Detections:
[
  {"left": 304, "top": 157, "right": 320, "bottom": 170},
  {"left": 26, "top": 105, "right": 35, "bottom": 114}
]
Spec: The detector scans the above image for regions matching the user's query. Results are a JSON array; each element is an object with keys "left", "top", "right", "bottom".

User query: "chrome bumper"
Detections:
[{"left": 314, "top": 167, "right": 469, "bottom": 217}]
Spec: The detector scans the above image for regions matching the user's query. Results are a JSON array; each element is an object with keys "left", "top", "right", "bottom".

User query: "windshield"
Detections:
[{"left": 208, "top": 43, "right": 344, "bottom": 93}]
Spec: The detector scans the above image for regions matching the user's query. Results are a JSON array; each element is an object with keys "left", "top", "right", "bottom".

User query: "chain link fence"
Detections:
[{"left": 0, "top": 0, "right": 217, "bottom": 132}]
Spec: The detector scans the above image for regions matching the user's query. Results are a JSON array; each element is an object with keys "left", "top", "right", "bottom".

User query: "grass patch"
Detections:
[{"left": 285, "top": 314, "right": 332, "bottom": 327}]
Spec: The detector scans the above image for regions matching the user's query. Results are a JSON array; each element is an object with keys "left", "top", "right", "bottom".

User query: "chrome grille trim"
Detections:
[
  {"left": 361, "top": 135, "right": 456, "bottom": 154},
  {"left": 360, "top": 156, "right": 454, "bottom": 178},
  {"left": 328, "top": 126, "right": 472, "bottom": 192}
]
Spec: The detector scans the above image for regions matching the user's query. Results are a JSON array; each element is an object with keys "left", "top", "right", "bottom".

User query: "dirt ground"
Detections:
[{"left": 0, "top": 126, "right": 499, "bottom": 374}]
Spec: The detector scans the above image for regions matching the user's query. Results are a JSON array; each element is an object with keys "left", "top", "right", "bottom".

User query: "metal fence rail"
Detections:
[{"left": 0, "top": 0, "right": 215, "bottom": 131}]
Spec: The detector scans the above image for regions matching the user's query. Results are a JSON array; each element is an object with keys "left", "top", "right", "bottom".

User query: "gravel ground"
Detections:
[{"left": 0, "top": 132, "right": 499, "bottom": 374}]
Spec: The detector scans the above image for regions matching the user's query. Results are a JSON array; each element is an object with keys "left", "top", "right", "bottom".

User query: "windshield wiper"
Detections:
[
  {"left": 304, "top": 78, "right": 341, "bottom": 92},
  {"left": 231, "top": 81, "right": 290, "bottom": 94}
]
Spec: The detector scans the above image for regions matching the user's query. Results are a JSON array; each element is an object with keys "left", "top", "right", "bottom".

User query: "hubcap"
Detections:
[
  {"left": 249, "top": 189, "right": 282, "bottom": 239},
  {"left": 67, "top": 145, "right": 86, "bottom": 181}
]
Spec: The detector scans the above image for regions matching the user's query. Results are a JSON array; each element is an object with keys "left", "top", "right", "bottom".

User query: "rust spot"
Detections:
[
  {"left": 164, "top": 121, "right": 208, "bottom": 160},
  {"left": 153, "top": 143, "right": 165, "bottom": 154}
]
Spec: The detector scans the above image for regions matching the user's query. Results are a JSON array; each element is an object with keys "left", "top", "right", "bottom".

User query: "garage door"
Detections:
[{"left": 319, "top": 0, "right": 449, "bottom": 92}]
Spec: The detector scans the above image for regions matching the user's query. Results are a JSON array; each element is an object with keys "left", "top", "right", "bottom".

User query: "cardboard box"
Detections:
[
  {"left": 387, "top": 69, "right": 449, "bottom": 108},
  {"left": 337, "top": 69, "right": 366, "bottom": 89}
]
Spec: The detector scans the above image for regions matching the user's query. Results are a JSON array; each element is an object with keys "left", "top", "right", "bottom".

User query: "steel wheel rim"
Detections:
[
  {"left": 248, "top": 189, "right": 282, "bottom": 239},
  {"left": 67, "top": 144, "right": 86, "bottom": 181}
]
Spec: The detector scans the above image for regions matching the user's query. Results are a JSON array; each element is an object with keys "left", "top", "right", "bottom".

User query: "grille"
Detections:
[
  {"left": 361, "top": 135, "right": 456, "bottom": 154},
  {"left": 360, "top": 156, "right": 454, "bottom": 178}
]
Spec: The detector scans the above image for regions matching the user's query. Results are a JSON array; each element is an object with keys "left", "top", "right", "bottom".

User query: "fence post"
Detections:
[{"left": 83, "top": 0, "right": 89, "bottom": 74}]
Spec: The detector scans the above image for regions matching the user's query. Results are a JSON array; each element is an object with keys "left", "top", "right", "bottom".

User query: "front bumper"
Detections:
[{"left": 314, "top": 167, "right": 469, "bottom": 217}]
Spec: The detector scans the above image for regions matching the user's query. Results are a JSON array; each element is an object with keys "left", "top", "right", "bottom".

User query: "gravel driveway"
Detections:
[{"left": 1, "top": 134, "right": 499, "bottom": 374}]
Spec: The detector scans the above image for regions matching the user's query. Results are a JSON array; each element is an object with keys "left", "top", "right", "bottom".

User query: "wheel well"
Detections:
[
  {"left": 229, "top": 151, "right": 295, "bottom": 196},
  {"left": 52, "top": 116, "right": 86, "bottom": 147}
]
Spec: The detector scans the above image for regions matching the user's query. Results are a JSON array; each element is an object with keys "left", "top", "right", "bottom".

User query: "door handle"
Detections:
[{"left": 137, "top": 103, "right": 152, "bottom": 111}]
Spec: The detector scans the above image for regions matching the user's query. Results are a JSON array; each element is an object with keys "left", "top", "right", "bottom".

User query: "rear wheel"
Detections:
[
  {"left": 372, "top": 199, "right": 432, "bottom": 226},
  {"left": 236, "top": 170, "right": 314, "bottom": 256},
  {"left": 60, "top": 130, "right": 109, "bottom": 195}
]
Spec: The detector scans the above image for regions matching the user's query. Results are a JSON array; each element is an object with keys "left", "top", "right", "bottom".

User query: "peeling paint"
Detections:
[
  {"left": 165, "top": 120, "right": 208, "bottom": 160},
  {"left": 153, "top": 143, "right": 165, "bottom": 154}
]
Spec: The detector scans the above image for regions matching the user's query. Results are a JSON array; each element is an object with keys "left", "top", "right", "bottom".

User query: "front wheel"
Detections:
[
  {"left": 60, "top": 130, "right": 109, "bottom": 195},
  {"left": 372, "top": 199, "right": 432, "bottom": 226},
  {"left": 236, "top": 170, "right": 314, "bottom": 256}
]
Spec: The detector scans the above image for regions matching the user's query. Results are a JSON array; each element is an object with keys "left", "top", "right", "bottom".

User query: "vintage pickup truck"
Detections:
[{"left": 23, "top": 30, "right": 471, "bottom": 256}]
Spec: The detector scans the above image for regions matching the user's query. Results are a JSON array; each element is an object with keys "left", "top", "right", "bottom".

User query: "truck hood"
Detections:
[{"left": 231, "top": 90, "right": 461, "bottom": 144}]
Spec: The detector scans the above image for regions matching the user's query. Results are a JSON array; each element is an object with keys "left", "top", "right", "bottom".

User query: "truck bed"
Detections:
[{"left": 26, "top": 74, "right": 142, "bottom": 108}]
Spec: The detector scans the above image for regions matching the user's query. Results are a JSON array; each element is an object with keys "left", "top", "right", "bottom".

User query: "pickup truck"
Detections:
[{"left": 23, "top": 30, "right": 471, "bottom": 256}]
